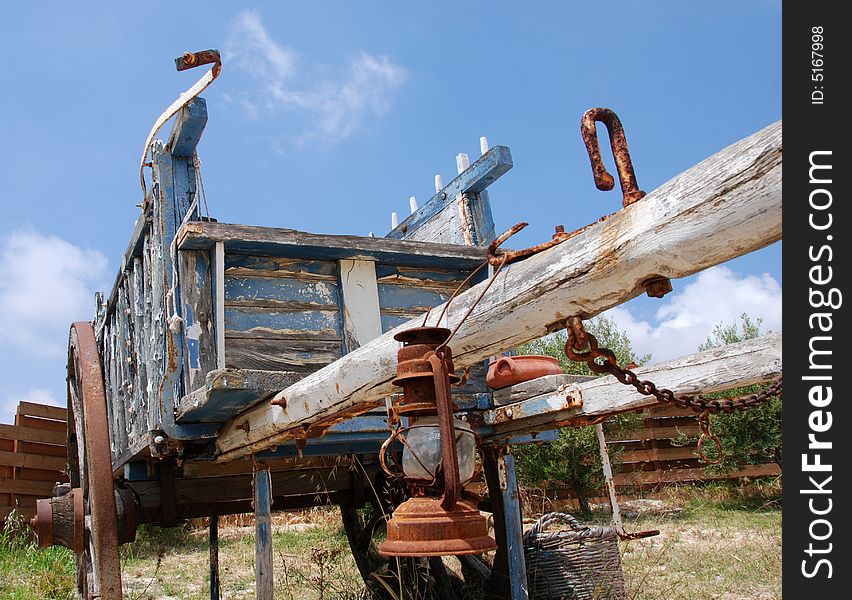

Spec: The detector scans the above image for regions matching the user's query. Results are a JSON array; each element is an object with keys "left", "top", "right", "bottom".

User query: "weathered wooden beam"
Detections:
[
  {"left": 484, "top": 333, "right": 781, "bottom": 437},
  {"left": 177, "top": 222, "right": 488, "bottom": 269},
  {"left": 215, "top": 121, "right": 782, "bottom": 461}
]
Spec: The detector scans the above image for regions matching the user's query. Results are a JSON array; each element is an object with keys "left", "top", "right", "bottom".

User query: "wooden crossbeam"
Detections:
[{"left": 215, "top": 121, "right": 782, "bottom": 462}]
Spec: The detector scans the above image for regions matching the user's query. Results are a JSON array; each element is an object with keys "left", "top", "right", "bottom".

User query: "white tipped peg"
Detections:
[
  {"left": 456, "top": 153, "right": 470, "bottom": 175},
  {"left": 409, "top": 196, "right": 418, "bottom": 213},
  {"left": 391, "top": 212, "right": 399, "bottom": 229},
  {"left": 434, "top": 174, "right": 443, "bottom": 193},
  {"left": 480, "top": 136, "right": 489, "bottom": 155}
]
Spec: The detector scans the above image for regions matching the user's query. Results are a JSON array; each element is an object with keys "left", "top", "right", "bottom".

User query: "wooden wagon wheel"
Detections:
[
  {"left": 67, "top": 321, "right": 124, "bottom": 600},
  {"left": 341, "top": 470, "right": 489, "bottom": 599}
]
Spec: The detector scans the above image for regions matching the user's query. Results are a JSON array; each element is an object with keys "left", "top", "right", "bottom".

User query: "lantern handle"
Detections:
[{"left": 428, "top": 353, "right": 461, "bottom": 511}]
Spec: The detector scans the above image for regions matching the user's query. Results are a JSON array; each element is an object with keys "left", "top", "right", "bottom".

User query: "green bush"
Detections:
[
  {"left": 512, "top": 316, "right": 646, "bottom": 514},
  {"left": 698, "top": 314, "right": 782, "bottom": 473}
]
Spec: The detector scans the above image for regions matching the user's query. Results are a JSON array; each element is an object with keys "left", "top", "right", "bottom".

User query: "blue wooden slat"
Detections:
[
  {"left": 225, "top": 275, "right": 340, "bottom": 306},
  {"left": 374, "top": 264, "right": 471, "bottom": 283},
  {"left": 254, "top": 469, "right": 274, "bottom": 599},
  {"left": 386, "top": 145, "right": 512, "bottom": 240},
  {"left": 225, "top": 255, "right": 338, "bottom": 277},
  {"left": 502, "top": 453, "right": 529, "bottom": 600},
  {"left": 224, "top": 307, "right": 342, "bottom": 338},
  {"left": 168, "top": 97, "right": 209, "bottom": 157},
  {"left": 377, "top": 283, "right": 450, "bottom": 312}
]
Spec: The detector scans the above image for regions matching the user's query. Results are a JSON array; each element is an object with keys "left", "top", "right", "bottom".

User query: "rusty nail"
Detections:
[
  {"left": 643, "top": 276, "right": 673, "bottom": 298},
  {"left": 581, "top": 107, "right": 646, "bottom": 208}
]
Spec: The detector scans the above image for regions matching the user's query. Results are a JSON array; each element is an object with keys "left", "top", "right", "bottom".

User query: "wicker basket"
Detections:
[{"left": 524, "top": 512, "right": 626, "bottom": 600}]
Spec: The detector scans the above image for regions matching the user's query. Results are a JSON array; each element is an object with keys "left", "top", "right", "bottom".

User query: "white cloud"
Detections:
[
  {"left": 604, "top": 266, "right": 781, "bottom": 363},
  {"left": 0, "top": 229, "right": 108, "bottom": 358},
  {"left": 1, "top": 388, "right": 63, "bottom": 425},
  {"left": 225, "top": 10, "right": 407, "bottom": 143}
]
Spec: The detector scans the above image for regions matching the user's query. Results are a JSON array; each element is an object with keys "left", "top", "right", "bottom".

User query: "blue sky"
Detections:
[{"left": 0, "top": 1, "right": 781, "bottom": 423}]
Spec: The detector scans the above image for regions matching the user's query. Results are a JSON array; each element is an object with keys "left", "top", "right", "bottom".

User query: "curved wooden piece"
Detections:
[{"left": 69, "top": 322, "right": 123, "bottom": 600}]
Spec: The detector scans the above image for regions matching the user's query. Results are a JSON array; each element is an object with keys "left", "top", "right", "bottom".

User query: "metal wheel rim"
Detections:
[{"left": 68, "top": 321, "right": 124, "bottom": 600}]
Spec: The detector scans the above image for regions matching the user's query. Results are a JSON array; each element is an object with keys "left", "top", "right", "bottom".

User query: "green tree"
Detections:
[
  {"left": 698, "top": 313, "right": 782, "bottom": 473},
  {"left": 512, "top": 316, "right": 647, "bottom": 515}
]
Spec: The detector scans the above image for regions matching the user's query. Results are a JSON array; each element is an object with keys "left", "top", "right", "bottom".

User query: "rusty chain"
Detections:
[{"left": 563, "top": 321, "right": 782, "bottom": 463}]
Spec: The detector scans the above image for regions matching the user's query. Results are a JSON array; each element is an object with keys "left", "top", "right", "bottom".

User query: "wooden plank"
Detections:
[
  {"left": 224, "top": 306, "right": 342, "bottom": 339},
  {"left": 16, "top": 402, "right": 67, "bottom": 422},
  {"left": 215, "top": 121, "right": 782, "bottom": 460},
  {"left": 605, "top": 425, "right": 701, "bottom": 442},
  {"left": 177, "top": 222, "right": 489, "bottom": 270},
  {"left": 612, "top": 463, "right": 781, "bottom": 486},
  {"left": 0, "top": 450, "right": 66, "bottom": 471},
  {"left": 177, "top": 369, "right": 303, "bottom": 423},
  {"left": 254, "top": 470, "right": 274, "bottom": 600},
  {"left": 17, "top": 468, "right": 68, "bottom": 483},
  {"left": 0, "top": 479, "right": 56, "bottom": 496},
  {"left": 14, "top": 415, "right": 66, "bottom": 433},
  {"left": 167, "top": 97, "right": 208, "bottom": 157},
  {"left": 223, "top": 338, "right": 341, "bottom": 373},
  {"left": 15, "top": 441, "right": 67, "bottom": 457},
  {"left": 0, "top": 424, "right": 66, "bottom": 445},
  {"left": 386, "top": 145, "right": 510, "bottom": 244},
  {"left": 215, "top": 242, "right": 226, "bottom": 369},
  {"left": 1, "top": 505, "right": 36, "bottom": 520},
  {"left": 617, "top": 446, "right": 702, "bottom": 464},
  {"left": 338, "top": 259, "right": 383, "bottom": 352},
  {"left": 180, "top": 249, "right": 218, "bottom": 392}
]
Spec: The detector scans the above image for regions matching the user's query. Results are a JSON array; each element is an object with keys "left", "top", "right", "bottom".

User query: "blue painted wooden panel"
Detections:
[
  {"left": 225, "top": 275, "right": 339, "bottom": 307},
  {"left": 377, "top": 283, "right": 450, "bottom": 313},
  {"left": 374, "top": 264, "right": 472, "bottom": 284},
  {"left": 224, "top": 307, "right": 342, "bottom": 339},
  {"left": 225, "top": 255, "right": 338, "bottom": 278}
]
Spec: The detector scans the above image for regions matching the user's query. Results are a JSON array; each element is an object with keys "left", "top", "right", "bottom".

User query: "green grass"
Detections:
[
  {"left": 0, "top": 481, "right": 782, "bottom": 599},
  {"left": 0, "top": 511, "right": 76, "bottom": 599}
]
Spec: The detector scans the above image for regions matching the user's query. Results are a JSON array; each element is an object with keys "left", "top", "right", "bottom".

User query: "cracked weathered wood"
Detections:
[{"left": 215, "top": 121, "right": 782, "bottom": 461}]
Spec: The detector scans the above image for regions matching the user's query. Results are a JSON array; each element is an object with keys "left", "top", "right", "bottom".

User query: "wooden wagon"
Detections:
[{"left": 32, "top": 52, "right": 783, "bottom": 600}]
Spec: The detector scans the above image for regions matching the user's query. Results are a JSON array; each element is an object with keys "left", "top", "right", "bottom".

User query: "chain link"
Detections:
[{"left": 564, "top": 330, "right": 783, "bottom": 415}]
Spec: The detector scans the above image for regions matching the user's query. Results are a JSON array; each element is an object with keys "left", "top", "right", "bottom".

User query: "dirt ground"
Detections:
[{"left": 117, "top": 486, "right": 781, "bottom": 600}]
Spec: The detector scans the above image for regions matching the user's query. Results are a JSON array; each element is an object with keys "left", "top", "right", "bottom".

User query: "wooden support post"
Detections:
[
  {"left": 483, "top": 446, "right": 529, "bottom": 600},
  {"left": 502, "top": 452, "right": 529, "bottom": 600},
  {"left": 209, "top": 515, "right": 221, "bottom": 600},
  {"left": 254, "top": 469, "right": 274, "bottom": 600},
  {"left": 482, "top": 446, "right": 510, "bottom": 599},
  {"left": 595, "top": 423, "right": 624, "bottom": 534},
  {"left": 214, "top": 241, "right": 225, "bottom": 370}
]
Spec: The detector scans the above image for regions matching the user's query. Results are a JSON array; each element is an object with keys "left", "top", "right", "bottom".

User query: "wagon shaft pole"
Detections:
[
  {"left": 254, "top": 469, "right": 275, "bottom": 599},
  {"left": 215, "top": 121, "right": 782, "bottom": 461},
  {"left": 209, "top": 515, "right": 220, "bottom": 600}
]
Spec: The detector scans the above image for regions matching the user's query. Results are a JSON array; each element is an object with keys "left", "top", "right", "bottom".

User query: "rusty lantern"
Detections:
[{"left": 378, "top": 327, "right": 496, "bottom": 557}]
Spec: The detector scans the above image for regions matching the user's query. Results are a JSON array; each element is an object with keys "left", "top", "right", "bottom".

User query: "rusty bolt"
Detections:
[
  {"left": 182, "top": 52, "right": 198, "bottom": 67},
  {"left": 643, "top": 276, "right": 673, "bottom": 298}
]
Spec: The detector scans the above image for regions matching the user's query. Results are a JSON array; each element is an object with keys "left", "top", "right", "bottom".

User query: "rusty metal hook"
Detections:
[{"left": 581, "top": 107, "right": 646, "bottom": 208}]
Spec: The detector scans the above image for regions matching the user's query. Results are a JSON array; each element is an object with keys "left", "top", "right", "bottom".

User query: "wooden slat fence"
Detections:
[
  {"left": 605, "top": 404, "right": 780, "bottom": 487},
  {"left": 0, "top": 401, "right": 68, "bottom": 521},
  {"left": 536, "top": 404, "right": 780, "bottom": 509}
]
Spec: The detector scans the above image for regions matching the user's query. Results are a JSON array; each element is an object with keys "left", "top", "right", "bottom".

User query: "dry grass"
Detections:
[{"left": 0, "top": 481, "right": 781, "bottom": 599}]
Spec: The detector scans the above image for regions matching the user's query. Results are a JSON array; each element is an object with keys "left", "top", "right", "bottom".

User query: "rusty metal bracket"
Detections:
[
  {"left": 487, "top": 222, "right": 571, "bottom": 266},
  {"left": 581, "top": 107, "right": 646, "bottom": 208}
]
